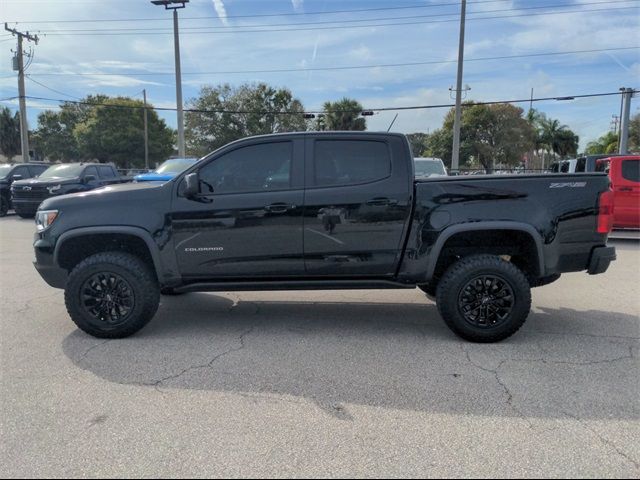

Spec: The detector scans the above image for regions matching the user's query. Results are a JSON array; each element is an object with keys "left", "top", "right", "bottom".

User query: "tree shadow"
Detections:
[{"left": 62, "top": 293, "right": 639, "bottom": 420}]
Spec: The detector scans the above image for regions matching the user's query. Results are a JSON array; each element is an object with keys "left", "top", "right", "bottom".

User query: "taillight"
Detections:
[{"left": 597, "top": 189, "right": 614, "bottom": 234}]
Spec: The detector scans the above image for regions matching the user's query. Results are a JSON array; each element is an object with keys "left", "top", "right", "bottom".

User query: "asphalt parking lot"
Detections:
[{"left": 1, "top": 215, "right": 638, "bottom": 478}]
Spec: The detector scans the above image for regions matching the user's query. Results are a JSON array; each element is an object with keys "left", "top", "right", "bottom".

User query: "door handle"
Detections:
[
  {"left": 264, "top": 203, "right": 296, "bottom": 213},
  {"left": 366, "top": 197, "right": 397, "bottom": 206}
]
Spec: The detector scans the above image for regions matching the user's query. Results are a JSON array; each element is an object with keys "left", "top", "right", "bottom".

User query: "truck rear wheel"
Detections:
[
  {"left": 64, "top": 252, "right": 160, "bottom": 338},
  {"left": 436, "top": 255, "right": 531, "bottom": 343}
]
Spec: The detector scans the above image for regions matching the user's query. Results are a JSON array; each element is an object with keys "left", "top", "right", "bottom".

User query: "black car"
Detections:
[
  {"left": 11, "top": 162, "right": 127, "bottom": 218},
  {"left": 0, "top": 162, "right": 50, "bottom": 217}
]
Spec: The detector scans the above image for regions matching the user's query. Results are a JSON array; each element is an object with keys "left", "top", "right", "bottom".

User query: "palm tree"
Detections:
[
  {"left": 318, "top": 98, "right": 366, "bottom": 131},
  {"left": 585, "top": 131, "right": 618, "bottom": 155}
]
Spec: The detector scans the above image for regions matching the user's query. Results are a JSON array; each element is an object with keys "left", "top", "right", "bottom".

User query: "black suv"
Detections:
[
  {"left": 11, "top": 162, "right": 126, "bottom": 218},
  {"left": 0, "top": 162, "right": 50, "bottom": 217}
]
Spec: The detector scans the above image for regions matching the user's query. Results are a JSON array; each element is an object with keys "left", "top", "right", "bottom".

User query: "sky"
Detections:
[{"left": 1, "top": 0, "right": 639, "bottom": 150}]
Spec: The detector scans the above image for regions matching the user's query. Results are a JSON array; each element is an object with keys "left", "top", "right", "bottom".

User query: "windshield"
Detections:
[
  {"left": 414, "top": 159, "right": 446, "bottom": 176},
  {"left": 0, "top": 164, "right": 12, "bottom": 179},
  {"left": 38, "top": 164, "right": 85, "bottom": 180},
  {"left": 155, "top": 158, "right": 197, "bottom": 174}
]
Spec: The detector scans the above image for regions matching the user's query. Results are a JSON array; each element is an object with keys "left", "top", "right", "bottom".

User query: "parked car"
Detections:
[
  {"left": 134, "top": 157, "right": 199, "bottom": 182},
  {"left": 414, "top": 157, "right": 447, "bottom": 178},
  {"left": 548, "top": 159, "right": 577, "bottom": 173},
  {"left": 11, "top": 162, "right": 128, "bottom": 218},
  {"left": 596, "top": 155, "right": 640, "bottom": 229},
  {"left": 0, "top": 162, "right": 50, "bottom": 217},
  {"left": 33, "top": 132, "right": 615, "bottom": 342}
]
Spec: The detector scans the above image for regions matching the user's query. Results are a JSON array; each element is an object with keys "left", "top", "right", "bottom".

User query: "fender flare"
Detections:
[
  {"left": 53, "top": 226, "right": 166, "bottom": 279},
  {"left": 424, "top": 221, "right": 545, "bottom": 281}
]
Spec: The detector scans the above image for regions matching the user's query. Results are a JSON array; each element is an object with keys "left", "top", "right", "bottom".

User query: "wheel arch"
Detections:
[
  {"left": 54, "top": 226, "right": 165, "bottom": 280},
  {"left": 425, "top": 222, "right": 545, "bottom": 282}
]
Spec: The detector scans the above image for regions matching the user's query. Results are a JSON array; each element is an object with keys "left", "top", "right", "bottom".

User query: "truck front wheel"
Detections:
[
  {"left": 64, "top": 252, "right": 160, "bottom": 338},
  {"left": 436, "top": 255, "right": 531, "bottom": 343}
]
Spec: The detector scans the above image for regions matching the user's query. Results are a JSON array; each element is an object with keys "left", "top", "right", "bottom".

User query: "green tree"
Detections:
[
  {"left": 428, "top": 102, "right": 535, "bottom": 172},
  {"left": 185, "top": 83, "right": 307, "bottom": 156},
  {"left": 317, "top": 98, "right": 366, "bottom": 131},
  {"left": 585, "top": 131, "right": 619, "bottom": 155},
  {"left": 406, "top": 132, "right": 431, "bottom": 156},
  {"left": 0, "top": 107, "right": 21, "bottom": 160},
  {"left": 74, "top": 97, "right": 175, "bottom": 168},
  {"left": 539, "top": 117, "right": 579, "bottom": 159},
  {"left": 628, "top": 112, "right": 639, "bottom": 152}
]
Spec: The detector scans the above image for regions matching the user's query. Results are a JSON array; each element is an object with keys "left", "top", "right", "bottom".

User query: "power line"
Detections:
[
  {"left": 34, "top": 5, "right": 639, "bottom": 36},
  {"left": 24, "top": 46, "right": 640, "bottom": 77},
  {"left": 3, "top": 90, "right": 634, "bottom": 115},
  {"left": 5, "top": 0, "right": 511, "bottom": 24},
  {"left": 25, "top": 75, "right": 81, "bottom": 99},
  {"left": 32, "top": 1, "right": 638, "bottom": 33}
]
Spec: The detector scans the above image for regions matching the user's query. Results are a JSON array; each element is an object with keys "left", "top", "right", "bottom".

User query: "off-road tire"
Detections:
[
  {"left": 16, "top": 211, "right": 34, "bottom": 219},
  {"left": 64, "top": 252, "right": 160, "bottom": 338},
  {"left": 436, "top": 254, "right": 531, "bottom": 343}
]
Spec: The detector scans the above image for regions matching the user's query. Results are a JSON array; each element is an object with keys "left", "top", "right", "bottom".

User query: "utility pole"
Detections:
[
  {"left": 5, "top": 23, "right": 38, "bottom": 162},
  {"left": 151, "top": 0, "right": 188, "bottom": 157},
  {"left": 611, "top": 114, "right": 620, "bottom": 135},
  {"left": 450, "top": 0, "right": 466, "bottom": 173},
  {"left": 143, "top": 89, "right": 149, "bottom": 170},
  {"left": 618, "top": 87, "right": 634, "bottom": 154}
]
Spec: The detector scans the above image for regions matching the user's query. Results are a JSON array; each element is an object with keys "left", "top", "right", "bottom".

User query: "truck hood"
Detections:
[{"left": 39, "top": 181, "right": 168, "bottom": 211}]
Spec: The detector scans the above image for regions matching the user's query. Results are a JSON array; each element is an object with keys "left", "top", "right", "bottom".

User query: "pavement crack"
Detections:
[
  {"left": 151, "top": 324, "right": 257, "bottom": 393},
  {"left": 77, "top": 339, "right": 110, "bottom": 363},
  {"left": 461, "top": 345, "right": 534, "bottom": 429},
  {"left": 562, "top": 411, "right": 640, "bottom": 471}
]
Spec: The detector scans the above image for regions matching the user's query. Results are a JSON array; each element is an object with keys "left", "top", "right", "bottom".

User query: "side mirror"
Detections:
[
  {"left": 11, "top": 175, "right": 22, "bottom": 182},
  {"left": 183, "top": 172, "right": 200, "bottom": 198},
  {"left": 84, "top": 175, "right": 97, "bottom": 184}
]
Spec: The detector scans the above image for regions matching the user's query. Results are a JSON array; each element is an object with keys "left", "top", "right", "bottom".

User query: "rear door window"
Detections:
[
  {"left": 621, "top": 160, "right": 639, "bottom": 182},
  {"left": 98, "top": 166, "right": 116, "bottom": 178},
  {"left": 313, "top": 140, "right": 391, "bottom": 187},
  {"left": 84, "top": 166, "right": 99, "bottom": 179}
]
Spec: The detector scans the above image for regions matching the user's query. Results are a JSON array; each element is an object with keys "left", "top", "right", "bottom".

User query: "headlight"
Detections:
[
  {"left": 36, "top": 210, "right": 59, "bottom": 232},
  {"left": 48, "top": 184, "right": 61, "bottom": 193}
]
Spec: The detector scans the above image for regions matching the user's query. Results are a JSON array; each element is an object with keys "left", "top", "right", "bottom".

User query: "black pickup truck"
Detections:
[
  {"left": 0, "top": 162, "right": 50, "bottom": 217},
  {"left": 11, "top": 162, "right": 127, "bottom": 218},
  {"left": 32, "top": 132, "right": 616, "bottom": 342}
]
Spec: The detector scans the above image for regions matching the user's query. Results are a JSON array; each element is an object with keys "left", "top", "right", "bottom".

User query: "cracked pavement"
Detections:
[{"left": 1, "top": 216, "right": 639, "bottom": 478}]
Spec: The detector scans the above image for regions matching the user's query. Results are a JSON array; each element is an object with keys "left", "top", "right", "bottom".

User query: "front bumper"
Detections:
[
  {"left": 587, "top": 246, "right": 616, "bottom": 275},
  {"left": 33, "top": 237, "right": 67, "bottom": 289}
]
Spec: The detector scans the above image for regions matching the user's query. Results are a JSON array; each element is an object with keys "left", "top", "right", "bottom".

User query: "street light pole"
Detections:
[
  {"left": 151, "top": 0, "right": 188, "bottom": 157},
  {"left": 451, "top": 0, "right": 466, "bottom": 173}
]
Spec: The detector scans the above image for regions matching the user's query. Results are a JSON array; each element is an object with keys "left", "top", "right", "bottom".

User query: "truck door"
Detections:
[
  {"left": 170, "top": 138, "right": 305, "bottom": 278},
  {"left": 612, "top": 157, "right": 640, "bottom": 229},
  {"left": 303, "top": 135, "right": 413, "bottom": 276}
]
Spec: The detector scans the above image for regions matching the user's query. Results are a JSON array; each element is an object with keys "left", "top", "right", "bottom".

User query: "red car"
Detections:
[{"left": 596, "top": 155, "right": 640, "bottom": 229}]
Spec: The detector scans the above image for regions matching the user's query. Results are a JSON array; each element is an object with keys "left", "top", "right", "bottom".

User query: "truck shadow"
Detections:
[{"left": 62, "top": 293, "right": 639, "bottom": 420}]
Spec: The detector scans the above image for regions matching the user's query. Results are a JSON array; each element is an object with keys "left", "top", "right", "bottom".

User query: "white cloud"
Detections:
[
  {"left": 291, "top": 0, "right": 303, "bottom": 12},
  {"left": 211, "top": 0, "right": 229, "bottom": 27}
]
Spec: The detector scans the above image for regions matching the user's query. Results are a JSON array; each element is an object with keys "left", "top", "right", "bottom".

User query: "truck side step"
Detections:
[{"left": 173, "top": 279, "right": 416, "bottom": 293}]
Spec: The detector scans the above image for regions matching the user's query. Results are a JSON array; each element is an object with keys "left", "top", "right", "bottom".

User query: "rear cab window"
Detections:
[
  {"left": 621, "top": 159, "right": 639, "bottom": 182},
  {"left": 313, "top": 140, "right": 391, "bottom": 187}
]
